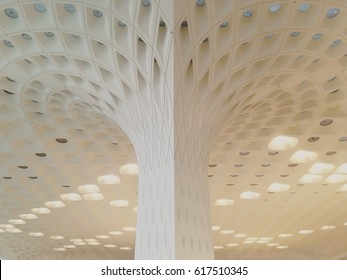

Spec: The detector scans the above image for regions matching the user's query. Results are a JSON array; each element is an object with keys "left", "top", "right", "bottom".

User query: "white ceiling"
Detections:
[{"left": 1, "top": 0, "right": 347, "bottom": 259}]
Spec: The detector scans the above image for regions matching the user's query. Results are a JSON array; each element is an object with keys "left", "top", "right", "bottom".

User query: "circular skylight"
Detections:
[
  {"left": 243, "top": 9, "right": 253, "bottom": 17},
  {"left": 269, "top": 3, "right": 281, "bottom": 13},
  {"left": 34, "top": 3, "right": 46, "bottom": 13},
  {"left": 298, "top": 3, "right": 310, "bottom": 12},
  {"left": 196, "top": 0, "right": 205, "bottom": 7},
  {"left": 4, "top": 8, "right": 18, "bottom": 18},
  {"left": 64, "top": 3, "right": 76, "bottom": 13},
  {"left": 159, "top": 20, "right": 165, "bottom": 27},
  {"left": 181, "top": 20, "right": 188, "bottom": 27},
  {"left": 93, "top": 9, "right": 103, "bottom": 17},
  {"left": 326, "top": 7, "right": 339, "bottom": 18},
  {"left": 123, "top": 227, "right": 136, "bottom": 232}
]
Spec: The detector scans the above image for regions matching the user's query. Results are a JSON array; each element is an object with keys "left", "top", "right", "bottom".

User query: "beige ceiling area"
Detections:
[{"left": 1, "top": 0, "right": 347, "bottom": 260}]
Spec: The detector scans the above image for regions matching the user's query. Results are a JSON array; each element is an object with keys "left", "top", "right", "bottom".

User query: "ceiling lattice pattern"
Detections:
[{"left": 1, "top": 0, "right": 347, "bottom": 260}]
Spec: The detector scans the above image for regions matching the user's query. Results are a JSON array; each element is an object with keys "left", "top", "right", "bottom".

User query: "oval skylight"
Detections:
[
  {"left": 215, "top": 199, "right": 234, "bottom": 206},
  {"left": 45, "top": 201, "right": 66, "bottom": 208},
  {"left": 123, "top": 227, "right": 136, "bottom": 232},
  {"left": 77, "top": 184, "right": 100, "bottom": 193},
  {"left": 93, "top": 9, "right": 103, "bottom": 17},
  {"left": 299, "top": 174, "right": 324, "bottom": 184},
  {"left": 109, "top": 200, "right": 129, "bottom": 207},
  {"left": 142, "top": 0, "right": 151, "bottom": 6},
  {"left": 97, "top": 175, "right": 121, "bottom": 185},
  {"left": 8, "top": 219, "right": 25, "bottom": 225},
  {"left": 5, "top": 8, "right": 18, "bottom": 18},
  {"left": 0, "top": 224, "right": 15, "bottom": 229},
  {"left": 323, "top": 174, "right": 347, "bottom": 184},
  {"left": 289, "top": 150, "right": 318, "bottom": 163},
  {"left": 240, "top": 191, "right": 260, "bottom": 200},
  {"left": 109, "top": 231, "right": 124, "bottom": 236},
  {"left": 64, "top": 4, "right": 76, "bottom": 13},
  {"left": 96, "top": 235, "right": 111, "bottom": 239},
  {"left": 119, "top": 164, "right": 139, "bottom": 175},
  {"left": 243, "top": 9, "right": 253, "bottom": 17},
  {"left": 337, "top": 185, "right": 347, "bottom": 192},
  {"left": 83, "top": 193, "right": 104, "bottom": 201},
  {"left": 63, "top": 245, "right": 76, "bottom": 249},
  {"left": 320, "top": 226, "right": 336, "bottom": 231},
  {"left": 196, "top": 0, "right": 205, "bottom": 7},
  {"left": 120, "top": 247, "right": 132, "bottom": 250},
  {"left": 269, "top": 3, "right": 281, "bottom": 13},
  {"left": 19, "top": 214, "right": 38, "bottom": 220},
  {"left": 212, "top": 226, "right": 221, "bottom": 231},
  {"left": 104, "top": 244, "right": 117, "bottom": 248},
  {"left": 335, "top": 164, "right": 347, "bottom": 174},
  {"left": 298, "top": 3, "right": 310, "bottom": 12},
  {"left": 7, "top": 229, "right": 22, "bottom": 233},
  {"left": 326, "top": 7, "right": 339, "bottom": 18},
  {"left": 54, "top": 248, "right": 66, "bottom": 251},
  {"left": 278, "top": 233, "right": 292, "bottom": 238},
  {"left": 29, "top": 232, "right": 44, "bottom": 237},
  {"left": 88, "top": 241, "right": 101, "bottom": 246},
  {"left": 312, "top": 33, "right": 323, "bottom": 40},
  {"left": 268, "top": 183, "right": 290, "bottom": 193},
  {"left": 268, "top": 136, "right": 299, "bottom": 150},
  {"left": 298, "top": 229, "right": 314, "bottom": 234},
  {"left": 31, "top": 208, "right": 51, "bottom": 214},
  {"left": 234, "top": 233, "right": 247, "bottom": 238},
  {"left": 50, "top": 236, "right": 64, "bottom": 240},
  {"left": 277, "top": 246, "right": 289, "bottom": 249},
  {"left": 60, "top": 193, "right": 82, "bottom": 201},
  {"left": 227, "top": 243, "right": 239, "bottom": 247},
  {"left": 220, "top": 230, "right": 234, "bottom": 235},
  {"left": 34, "top": 3, "right": 46, "bottom": 13},
  {"left": 268, "top": 243, "right": 280, "bottom": 247},
  {"left": 308, "top": 163, "right": 335, "bottom": 174}
]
